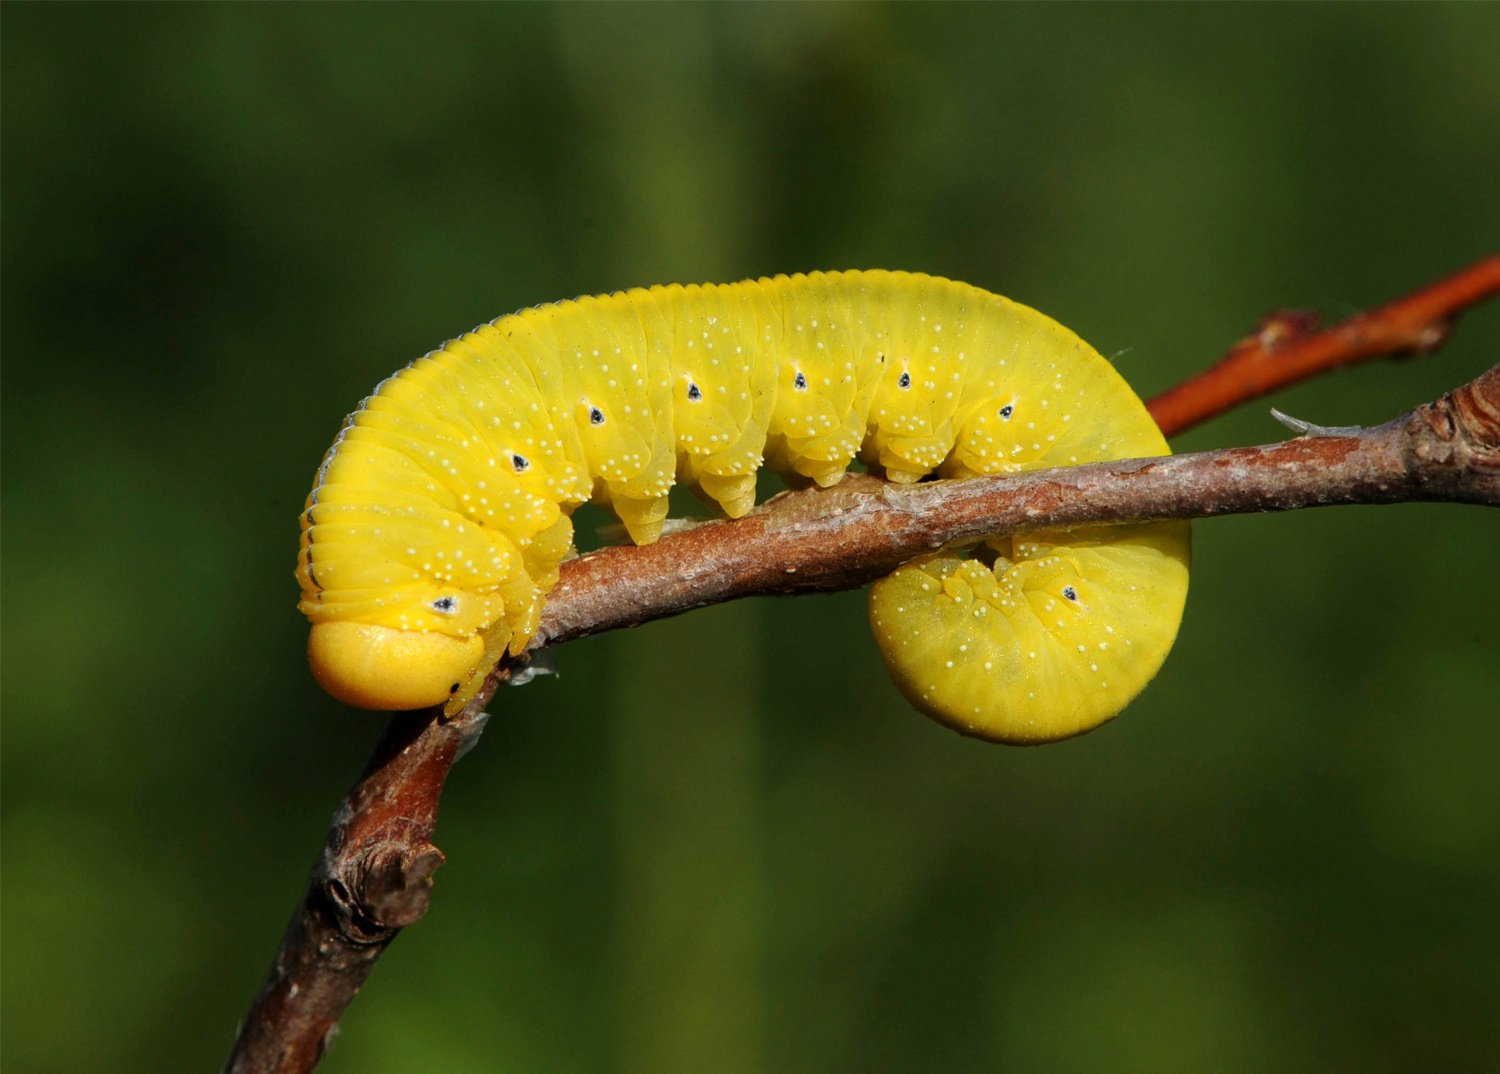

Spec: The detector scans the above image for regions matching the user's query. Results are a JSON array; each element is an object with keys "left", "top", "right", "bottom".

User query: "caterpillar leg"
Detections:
[
  {"left": 442, "top": 567, "right": 550, "bottom": 715},
  {"left": 697, "top": 472, "right": 758, "bottom": 518},
  {"left": 613, "top": 494, "right": 671, "bottom": 545},
  {"left": 868, "top": 521, "right": 1190, "bottom": 744},
  {"left": 444, "top": 618, "right": 514, "bottom": 716}
]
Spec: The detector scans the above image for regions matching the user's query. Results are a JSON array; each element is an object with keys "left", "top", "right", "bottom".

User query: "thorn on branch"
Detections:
[{"left": 1270, "top": 408, "right": 1364, "bottom": 438}]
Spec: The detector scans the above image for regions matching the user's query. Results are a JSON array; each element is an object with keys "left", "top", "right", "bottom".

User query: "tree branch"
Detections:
[
  {"left": 1146, "top": 253, "right": 1500, "bottom": 437},
  {"left": 224, "top": 263, "right": 1500, "bottom": 1074},
  {"left": 533, "top": 364, "right": 1498, "bottom": 647}
]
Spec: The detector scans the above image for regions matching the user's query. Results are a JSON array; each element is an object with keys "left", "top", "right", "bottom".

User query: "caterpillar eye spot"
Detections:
[
  {"left": 1062, "top": 586, "right": 1078, "bottom": 602},
  {"left": 686, "top": 382, "right": 702, "bottom": 402},
  {"left": 431, "top": 596, "right": 458, "bottom": 613},
  {"left": 793, "top": 370, "right": 808, "bottom": 391},
  {"left": 898, "top": 371, "right": 911, "bottom": 389},
  {"left": 449, "top": 682, "right": 460, "bottom": 694},
  {"left": 589, "top": 407, "right": 605, "bottom": 425},
  {"left": 512, "top": 454, "right": 530, "bottom": 472},
  {"left": 999, "top": 404, "right": 1014, "bottom": 420}
]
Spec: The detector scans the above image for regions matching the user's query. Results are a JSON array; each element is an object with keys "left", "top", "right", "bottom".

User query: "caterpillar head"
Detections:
[{"left": 308, "top": 621, "right": 483, "bottom": 710}]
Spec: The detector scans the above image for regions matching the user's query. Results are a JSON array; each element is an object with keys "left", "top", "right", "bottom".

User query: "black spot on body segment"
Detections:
[
  {"left": 999, "top": 404, "right": 1014, "bottom": 420},
  {"left": 589, "top": 406, "right": 605, "bottom": 425},
  {"left": 1062, "top": 586, "right": 1078, "bottom": 602},
  {"left": 449, "top": 682, "right": 460, "bottom": 694},
  {"left": 898, "top": 371, "right": 911, "bottom": 389},
  {"left": 512, "top": 454, "right": 529, "bottom": 472},
  {"left": 793, "top": 371, "right": 808, "bottom": 391},
  {"left": 686, "top": 382, "right": 702, "bottom": 402}
]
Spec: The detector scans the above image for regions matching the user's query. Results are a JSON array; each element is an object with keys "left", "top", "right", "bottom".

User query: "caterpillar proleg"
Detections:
[{"left": 298, "top": 271, "right": 1189, "bottom": 743}]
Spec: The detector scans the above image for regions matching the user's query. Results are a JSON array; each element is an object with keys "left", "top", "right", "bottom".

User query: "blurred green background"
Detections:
[{"left": 4, "top": 4, "right": 1498, "bottom": 1072}]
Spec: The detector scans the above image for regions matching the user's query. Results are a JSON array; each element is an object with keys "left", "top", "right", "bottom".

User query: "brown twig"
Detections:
[
  {"left": 222, "top": 708, "right": 487, "bottom": 1072},
  {"left": 533, "top": 365, "right": 1498, "bottom": 645},
  {"left": 1146, "top": 253, "right": 1500, "bottom": 437},
  {"left": 225, "top": 268, "right": 1500, "bottom": 1074}
]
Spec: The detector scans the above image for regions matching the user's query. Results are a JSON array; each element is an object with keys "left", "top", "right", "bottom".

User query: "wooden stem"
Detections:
[
  {"left": 1146, "top": 254, "right": 1500, "bottom": 437},
  {"left": 224, "top": 261, "right": 1500, "bottom": 1074}
]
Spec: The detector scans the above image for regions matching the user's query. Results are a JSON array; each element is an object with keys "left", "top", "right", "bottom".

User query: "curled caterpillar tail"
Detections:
[{"left": 869, "top": 522, "right": 1191, "bottom": 744}]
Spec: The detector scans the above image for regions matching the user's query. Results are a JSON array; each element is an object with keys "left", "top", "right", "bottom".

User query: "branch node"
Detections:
[
  {"left": 355, "top": 845, "right": 446, "bottom": 932},
  {"left": 1253, "top": 308, "right": 1321, "bottom": 352},
  {"left": 1449, "top": 365, "right": 1500, "bottom": 459},
  {"left": 1403, "top": 364, "right": 1500, "bottom": 503},
  {"left": 1410, "top": 319, "right": 1452, "bottom": 356}
]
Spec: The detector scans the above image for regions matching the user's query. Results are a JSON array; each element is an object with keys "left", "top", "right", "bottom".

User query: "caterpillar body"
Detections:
[{"left": 298, "top": 271, "right": 1190, "bottom": 744}]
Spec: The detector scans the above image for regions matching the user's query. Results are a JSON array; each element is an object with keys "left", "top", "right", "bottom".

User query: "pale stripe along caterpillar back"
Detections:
[{"left": 298, "top": 271, "right": 1190, "bottom": 744}]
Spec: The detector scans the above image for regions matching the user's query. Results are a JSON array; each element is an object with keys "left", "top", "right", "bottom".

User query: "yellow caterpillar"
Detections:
[{"left": 298, "top": 271, "right": 1189, "bottom": 744}]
